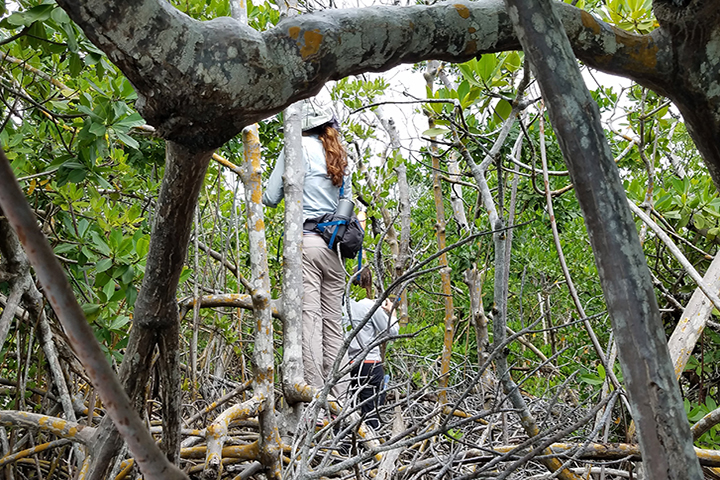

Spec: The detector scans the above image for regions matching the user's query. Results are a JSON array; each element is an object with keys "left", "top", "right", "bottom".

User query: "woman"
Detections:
[
  {"left": 342, "top": 267, "right": 398, "bottom": 430},
  {"left": 263, "top": 103, "right": 350, "bottom": 397}
]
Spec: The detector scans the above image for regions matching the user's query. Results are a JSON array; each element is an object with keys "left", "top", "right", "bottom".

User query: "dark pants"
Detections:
[{"left": 349, "top": 362, "right": 385, "bottom": 430}]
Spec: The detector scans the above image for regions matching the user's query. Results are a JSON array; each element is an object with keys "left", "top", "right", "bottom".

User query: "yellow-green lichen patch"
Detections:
[
  {"left": 625, "top": 36, "right": 658, "bottom": 71},
  {"left": 580, "top": 10, "right": 601, "bottom": 35},
  {"left": 300, "top": 30, "right": 323, "bottom": 59},
  {"left": 454, "top": 4, "right": 471, "bottom": 19}
]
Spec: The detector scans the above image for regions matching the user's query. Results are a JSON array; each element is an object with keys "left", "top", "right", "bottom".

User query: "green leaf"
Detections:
[
  {"left": 7, "top": 5, "right": 53, "bottom": 26},
  {"left": 126, "top": 285, "right": 138, "bottom": 307},
  {"left": 69, "top": 53, "right": 84, "bottom": 77},
  {"left": 6, "top": 12, "right": 27, "bottom": 26},
  {"left": 578, "top": 374, "right": 604, "bottom": 385},
  {"left": 103, "top": 279, "right": 117, "bottom": 301},
  {"left": 121, "top": 265, "right": 135, "bottom": 284},
  {"left": 504, "top": 51, "right": 522, "bottom": 71},
  {"left": 89, "top": 231, "right": 111, "bottom": 256},
  {"left": 77, "top": 218, "right": 90, "bottom": 238},
  {"left": 54, "top": 243, "right": 77, "bottom": 255},
  {"left": 457, "top": 80, "right": 470, "bottom": 105},
  {"left": 134, "top": 234, "right": 150, "bottom": 258},
  {"left": 179, "top": 267, "right": 193, "bottom": 284},
  {"left": 81, "top": 246, "right": 98, "bottom": 262},
  {"left": 95, "top": 258, "right": 113, "bottom": 273},
  {"left": 109, "top": 229, "right": 123, "bottom": 253},
  {"left": 114, "top": 112, "right": 146, "bottom": 130},
  {"left": 109, "top": 315, "right": 131, "bottom": 331},
  {"left": 114, "top": 131, "right": 139, "bottom": 149},
  {"left": 51, "top": 7, "right": 70, "bottom": 24},
  {"left": 461, "top": 87, "right": 481, "bottom": 109},
  {"left": 422, "top": 127, "right": 450, "bottom": 137},
  {"left": 81, "top": 303, "right": 101, "bottom": 321},
  {"left": 475, "top": 54, "right": 497, "bottom": 82},
  {"left": 62, "top": 23, "right": 78, "bottom": 52},
  {"left": 493, "top": 99, "right": 512, "bottom": 122},
  {"left": 88, "top": 121, "right": 107, "bottom": 138},
  {"left": 24, "top": 4, "right": 54, "bottom": 23},
  {"left": 457, "top": 61, "right": 480, "bottom": 86}
]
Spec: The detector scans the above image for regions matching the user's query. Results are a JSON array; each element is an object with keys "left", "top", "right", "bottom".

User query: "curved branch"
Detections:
[
  {"left": 0, "top": 411, "right": 95, "bottom": 445},
  {"left": 54, "top": 0, "right": 670, "bottom": 150}
]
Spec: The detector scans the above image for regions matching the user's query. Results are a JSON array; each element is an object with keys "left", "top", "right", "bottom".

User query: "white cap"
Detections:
[{"left": 301, "top": 103, "right": 334, "bottom": 131}]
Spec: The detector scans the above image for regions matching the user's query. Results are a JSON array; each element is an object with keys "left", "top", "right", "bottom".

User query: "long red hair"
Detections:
[{"left": 318, "top": 125, "right": 347, "bottom": 187}]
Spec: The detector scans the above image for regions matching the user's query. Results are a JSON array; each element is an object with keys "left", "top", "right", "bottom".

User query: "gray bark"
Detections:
[
  {"left": 503, "top": 0, "right": 702, "bottom": 477},
  {"left": 0, "top": 149, "right": 189, "bottom": 480},
  {"left": 241, "top": 126, "right": 282, "bottom": 479},
  {"left": 279, "top": 102, "right": 307, "bottom": 404},
  {"left": 86, "top": 142, "right": 213, "bottom": 478},
  {"left": 52, "top": 0, "right": 719, "bottom": 186}
]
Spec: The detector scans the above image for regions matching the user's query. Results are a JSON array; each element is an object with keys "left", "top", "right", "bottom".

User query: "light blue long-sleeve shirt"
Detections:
[{"left": 262, "top": 135, "right": 350, "bottom": 222}]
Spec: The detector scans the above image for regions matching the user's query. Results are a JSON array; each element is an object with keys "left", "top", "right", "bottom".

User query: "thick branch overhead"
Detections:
[{"left": 55, "top": 0, "right": 672, "bottom": 150}]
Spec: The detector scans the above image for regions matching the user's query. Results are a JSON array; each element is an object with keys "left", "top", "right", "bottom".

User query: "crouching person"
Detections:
[{"left": 342, "top": 267, "right": 399, "bottom": 430}]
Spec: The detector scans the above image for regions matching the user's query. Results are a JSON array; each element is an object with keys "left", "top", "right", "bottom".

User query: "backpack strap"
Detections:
[{"left": 316, "top": 219, "right": 347, "bottom": 249}]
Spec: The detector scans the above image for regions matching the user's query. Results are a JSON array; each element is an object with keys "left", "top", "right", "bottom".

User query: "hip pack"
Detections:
[{"left": 306, "top": 213, "right": 364, "bottom": 259}]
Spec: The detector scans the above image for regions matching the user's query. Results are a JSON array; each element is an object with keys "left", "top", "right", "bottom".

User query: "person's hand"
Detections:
[{"left": 382, "top": 298, "right": 393, "bottom": 312}]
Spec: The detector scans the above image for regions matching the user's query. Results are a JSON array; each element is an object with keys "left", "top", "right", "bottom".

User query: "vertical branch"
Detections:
[
  {"left": 279, "top": 101, "right": 306, "bottom": 403},
  {"left": 447, "top": 152, "right": 470, "bottom": 233},
  {"left": 375, "top": 108, "right": 411, "bottom": 324},
  {"left": 637, "top": 90, "right": 654, "bottom": 245},
  {"left": 229, "top": 0, "right": 247, "bottom": 22},
  {"left": 230, "top": 0, "right": 250, "bottom": 393},
  {"left": 0, "top": 217, "right": 86, "bottom": 463},
  {"left": 0, "top": 148, "right": 189, "bottom": 480},
  {"left": 462, "top": 263, "right": 495, "bottom": 407},
  {"left": 538, "top": 109, "right": 621, "bottom": 392},
  {"left": 191, "top": 207, "right": 201, "bottom": 398},
  {"left": 504, "top": 0, "right": 703, "bottom": 477},
  {"left": 425, "top": 60, "right": 455, "bottom": 405},
  {"left": 396, "top": 161, "right": 411, "bottom": 326},
  {"left": 359, "top": 154, "right": 400, "bottom": 275},
  {"left": 87, "top": 141, "right": 212, "bottom": 479},
  {"left": 241, "top": 126, "right": 282, "bottom": 479},
  {"left": 491, "top": 204, "right": 580, "bottom": 480},
  {"left": 667, "top": 253, "right": 720, "bottom": 378}
]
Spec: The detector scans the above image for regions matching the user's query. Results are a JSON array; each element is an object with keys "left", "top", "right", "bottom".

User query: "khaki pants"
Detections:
[{"left": 302, "top": 234, "right": 346, "bottom": 399}]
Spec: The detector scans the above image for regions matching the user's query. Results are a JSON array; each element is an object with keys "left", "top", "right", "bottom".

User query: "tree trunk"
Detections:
[
  {"left": 0, "top": 148, "right": 190, "bottom": 480},
  {"left": 241, "top": 126, "right": 282, "bottom": 479},
  {"left": 503, "top": 0, "right": 703, "bottom": 477}
]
